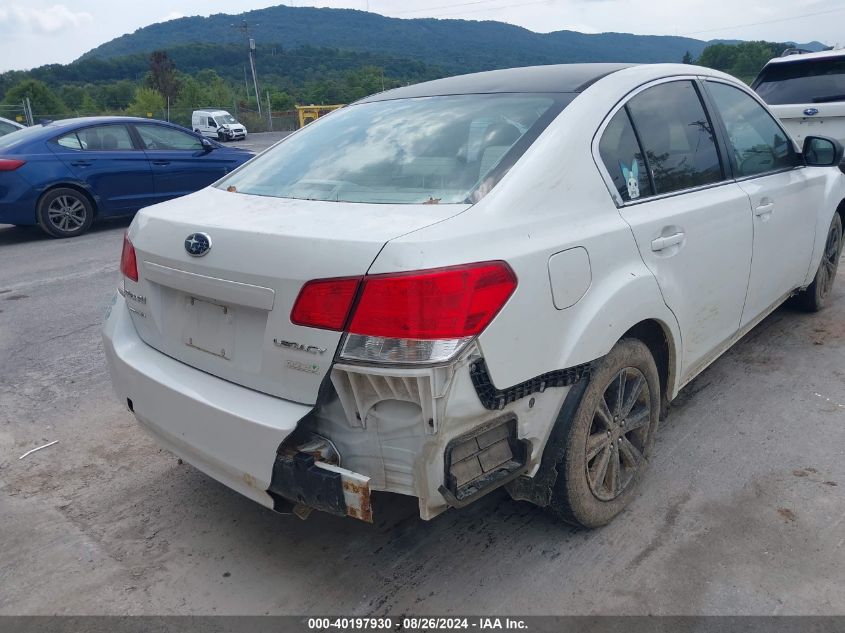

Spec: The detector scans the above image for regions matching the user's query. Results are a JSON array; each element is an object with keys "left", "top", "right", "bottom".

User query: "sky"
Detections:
[{"left": 0, "top": 0, "right": 843, "bottom": 72}]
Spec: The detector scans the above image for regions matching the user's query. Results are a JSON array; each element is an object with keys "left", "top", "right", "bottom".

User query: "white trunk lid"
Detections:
[
  {"left": 126, "top": 187, "right": 468, "bottom": 405},
  {"left": 769, "top": 102, "right": 845, "bottom": 145}
]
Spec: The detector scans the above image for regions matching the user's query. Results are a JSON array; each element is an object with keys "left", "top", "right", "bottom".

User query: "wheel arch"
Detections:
[
  {"left": 621, "top": 319, "right": 676, "bottom": 417},
  {"left": 37, "top": 182, "right": 99, "bottom": 218},
  {"left": 543, "top": 268, "right": 684, "bottom": 401},
  {"left": 835, "top": 197, "right": 845, "bottom": 229}
]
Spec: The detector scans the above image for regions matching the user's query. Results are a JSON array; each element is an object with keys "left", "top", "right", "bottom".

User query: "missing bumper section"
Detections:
[{"left": 439, "top": 416, "right": 529, "bottom": 508}]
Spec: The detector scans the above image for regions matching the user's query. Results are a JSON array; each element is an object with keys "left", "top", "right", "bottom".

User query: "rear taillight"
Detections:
[
  {"left": 0, "top": 159, "right": 25, "bottom": 171},
  {"left": 291, "top": 261, "right": 517, "bottom": 364},
  {"left": 120, "top": 233, "right": 138, "bottom": 282},
  {"left": 290, "top": 277, "right": 360, "bottom": 331}
]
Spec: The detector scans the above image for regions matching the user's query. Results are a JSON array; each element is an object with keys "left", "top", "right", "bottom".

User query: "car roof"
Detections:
[
  {"left": 36, "top": 116, "right": 176, "bottom": 129},
  {"left": 194, "top": 110, "right": 229, "bottom": 115},
  {"left": 358, "top": 63, "right": 635, "bottom": 102},
  {"left": 764, "top": 48, "right": 845, "bottom": 66}
]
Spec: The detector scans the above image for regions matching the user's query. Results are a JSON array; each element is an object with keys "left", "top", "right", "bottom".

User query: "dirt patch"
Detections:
[{"left": 777, "top": 507, "right": 797, "bottom": 522}]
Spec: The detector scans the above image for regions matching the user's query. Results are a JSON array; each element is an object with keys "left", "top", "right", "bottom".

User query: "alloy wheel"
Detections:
[
  {"left": 818, "top": 219, "right": 842, "bottom": 300},
  {"left": 46, "top": 195, "right": 87, "bottom": 233},
  {"left": 585, "top": 367, "right": 652, "bottom": 501}
]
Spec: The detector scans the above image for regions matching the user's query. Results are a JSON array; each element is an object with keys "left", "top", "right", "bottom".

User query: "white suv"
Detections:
[
  {"left": 104, "top": 64, "right": 845, "bottom": 528},
  {"left": 753, "top": 49, "right": 845, "bottom": 145}
]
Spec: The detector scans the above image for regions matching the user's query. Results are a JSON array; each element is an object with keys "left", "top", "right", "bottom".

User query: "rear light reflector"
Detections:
[
  {"left": 291, "top": 277, "right": 360, "bottom": 331},
  {"left": 0, "top": 159, "right": 25, "bottom": 171},
  {"left": 348, "top": 261, "right": 517, "bottom": 340},
  {"left": 340, "top": 334, "right": 473, "bottom": 364},
  {"left": 120, "top": 233, "right": 138, "bottom": 282}
]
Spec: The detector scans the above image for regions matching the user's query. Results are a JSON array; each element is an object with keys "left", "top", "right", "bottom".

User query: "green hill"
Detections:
[
  {"left": 81, "top": 5, "right": 714, "bottom": 72},
  {"left": 0, "top": 4, "right": 829, "bottom": 120}
]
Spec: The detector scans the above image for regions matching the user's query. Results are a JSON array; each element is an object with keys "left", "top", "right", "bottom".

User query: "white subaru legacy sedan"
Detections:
[{"left": 104, "top": 63, "right": 845, "bottom": 528}]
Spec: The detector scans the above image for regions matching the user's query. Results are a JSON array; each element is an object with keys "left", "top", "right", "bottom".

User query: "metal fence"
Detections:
[
  {"left": 13, "top": 103, "right": 303, "bottom": 133},
  {"left": 0, "top": 103, "right": 28, "bottom": 125}
]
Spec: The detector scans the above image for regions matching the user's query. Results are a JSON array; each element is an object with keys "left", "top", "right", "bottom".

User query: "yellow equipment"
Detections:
[{"left": 296, "top": 104, "right": 344, "bottom": 128}]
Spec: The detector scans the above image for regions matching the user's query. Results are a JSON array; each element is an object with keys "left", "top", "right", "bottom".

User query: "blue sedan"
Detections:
[{"left": 0, "top": 116, "right": 253, "bottom": 237}]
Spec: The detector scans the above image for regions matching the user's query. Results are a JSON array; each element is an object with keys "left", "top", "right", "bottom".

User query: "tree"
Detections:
[
  {"left": 2, "top": 79, "right": 66, "bottom": 115},
  {"left": 175, "top": 75, "right": 205, "bottom": 110},
  {"left": 79, "top": 93, "right": 99, "bottom": 114},
  {"left": 59, "top": 85, "right": 86, "bottom": 110},
  {"left": 269, "top": 90, "right": 295, "bottom": 110},
  {"left": 146, "top": 51, "right": 180, "bottom": 103},
  {"left": 196, "top": 70, "right": 233, "bottom": 108},
  {"left": 92, "top": 80, "right": 136, "bottom": 111},
  {"left": 126, "top": 86, "right": 165, "bottom": 117},
  {"left": 696, "top": 41, "right": 789, "bottom": 83},
  {"left": 682, "top": 51, "right": 694, "bottom": 64}
]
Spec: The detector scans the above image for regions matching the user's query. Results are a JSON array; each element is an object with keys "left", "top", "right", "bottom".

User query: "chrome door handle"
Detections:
[
  {"left": 754, "top": 202, "right": 775, "bottom": 216},
  {"left": 651, "top": 232, "right": 685, "bottom": 251}
]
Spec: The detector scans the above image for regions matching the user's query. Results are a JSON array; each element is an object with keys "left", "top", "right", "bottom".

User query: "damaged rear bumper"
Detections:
[
  {"left": 103, "top": 295, "right": 312, "bottom": 509},
  {"left": 269, "top": 452, "right": 373, "bottom": 522},
  {"left": 104, "top": 295, "right": 573, "bottom": 523}
]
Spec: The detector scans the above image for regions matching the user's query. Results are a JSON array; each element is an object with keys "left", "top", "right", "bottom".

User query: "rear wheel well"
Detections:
[
  {"left": 38, "top": 184, "right": 98, "bottom": 218},
  {"left": 622, "top": 320, "right": 673, "bottom": 417},
  {"left": 836, "top": 198, "right": 845, "bottom": 228}
]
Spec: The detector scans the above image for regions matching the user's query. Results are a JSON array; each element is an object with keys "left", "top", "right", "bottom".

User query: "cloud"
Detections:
[{"left": 0, "top": 4, "right": 94, "bottom": 34}]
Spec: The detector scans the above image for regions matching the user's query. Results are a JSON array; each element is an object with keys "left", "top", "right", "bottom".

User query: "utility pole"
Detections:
[{"left": 233, "top": 20, "right": 261, "bottom": 117}]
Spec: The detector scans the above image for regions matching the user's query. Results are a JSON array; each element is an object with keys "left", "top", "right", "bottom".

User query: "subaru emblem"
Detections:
[
  {"left": 184, "top": 232, "right": 212, "bottom": 257},
  {"left": 804, "top": 108, "right": 819, "bottom": 116}
]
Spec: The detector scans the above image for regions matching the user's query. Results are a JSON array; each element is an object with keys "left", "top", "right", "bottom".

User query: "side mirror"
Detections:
[
  {"left": 803, "top": 135, "right": 844, "bottom": 169},
  {"left": 201, "top": 137, "right": 215, "bottom": 152}
]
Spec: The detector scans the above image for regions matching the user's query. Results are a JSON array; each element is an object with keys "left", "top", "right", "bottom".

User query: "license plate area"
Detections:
[{"left": 183, "top": 296, "right": 234, "bottom": 359}]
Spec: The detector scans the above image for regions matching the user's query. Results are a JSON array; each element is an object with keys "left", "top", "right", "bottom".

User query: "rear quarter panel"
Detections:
[{"left": 0, "top": 144, "right": 76, "bottom": 225}]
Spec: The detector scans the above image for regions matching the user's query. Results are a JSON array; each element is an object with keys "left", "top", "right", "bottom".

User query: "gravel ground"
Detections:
[{"left": 0, "top": 189, "right": 843, "bottom": 615}]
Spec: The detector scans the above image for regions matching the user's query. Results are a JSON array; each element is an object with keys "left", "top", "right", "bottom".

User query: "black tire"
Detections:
[
  {"left": 794, "top": 213, "right": 842, "bottom": 312},
  {"left": 194, "top": 129, "right": 201, "bottom": 134},
  {"left": 547, "top": 338, "right": 661, "bottom": 528},
  {"left": 36, "top": 188, "right": 95, "bottom": 238},
  {"left": 218, "top": 131, "right": 227, "bottom": 142}
]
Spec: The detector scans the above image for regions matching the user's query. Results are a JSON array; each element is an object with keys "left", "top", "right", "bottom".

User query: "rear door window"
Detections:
[
  {"left": 57, "top": 125, "right": 134, "bottom": 151},
  {"left": 626, "top": 81, "right": 724, "bottom": 195},
  {"left": 706, "top": 81, "right": 800, "bottom": 177},
  {"left": 754, "top": 58, "right": 845, "bottom": 105},
  {"left": 598, "top": 108, "right": 652, "bottom": 202}
]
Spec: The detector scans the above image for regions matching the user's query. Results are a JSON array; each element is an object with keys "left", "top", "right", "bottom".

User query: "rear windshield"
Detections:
[
  {"left": 217, "top": 93, "right": 573, "bottom": 204},
  {"left": 0, "top": 124, "right": 42, "bottom": 149},
  {"left": 754, "top": 58, "right": 845, "bottom": 105}
]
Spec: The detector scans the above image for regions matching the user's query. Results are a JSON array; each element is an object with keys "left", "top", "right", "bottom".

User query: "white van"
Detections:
[{"left": 192, "top": 109, "right": 248, "bottom": 141}]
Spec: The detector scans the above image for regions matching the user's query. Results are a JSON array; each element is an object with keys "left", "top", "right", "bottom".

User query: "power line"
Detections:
[{"left": 683, "top": 6, "right": 845, "bottom": 36}]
